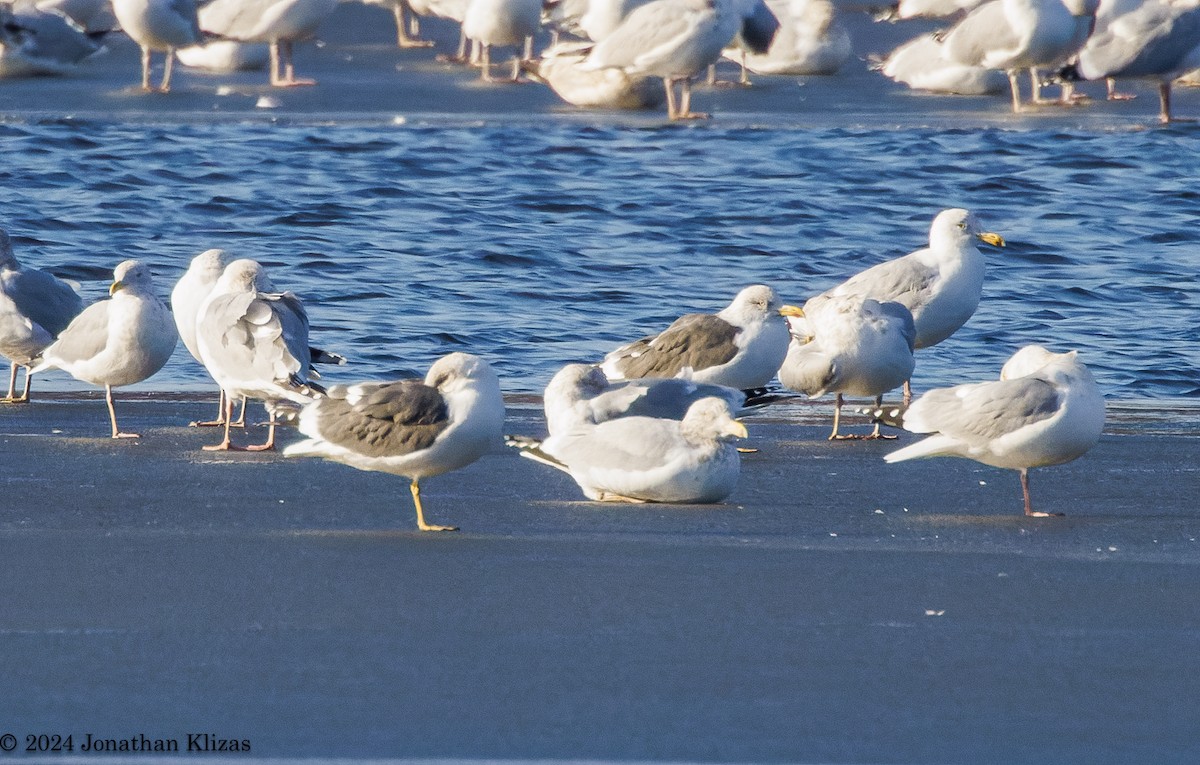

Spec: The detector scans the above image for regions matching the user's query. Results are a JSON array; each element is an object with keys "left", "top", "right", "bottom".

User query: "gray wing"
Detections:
[
  {"left": 311, "top": 380, "right": 450, "bottom": 458},
  {"left": 777, "top": 340, "right": 835, "bottom": 396},
  {"left": 6, "top": 268, "right": 82, "bottom": 337},
  {"left": 911, "top": 377, "right": 1061, "bottom": 442},
  {"left": 203, "top": 292, "right": 305, "bottom": 383},
  {"left": 827, "top": 255, "right": 935, "bottom": 314},
  {"left": 263, "top": 291, "right": 311, "bottom": 371},
  {"left": 1091, "top": 5, "right": 1200, "bottom": 78},
  {"left": 557, "top": 416, "right": 683, "bottom": 473},
  {"left": 587, "top": 0, "right": 707, "bottom": 69},
  {"left": 615, "top": 378, "right": 744, "bottom": 419},
  {"left": 877, "top": 300, "right": 917, "bottom": 351},
  {"left": 943, "top": 1, "right": 1017, "bottom": 66},
  {"left": 608, "top": 313, "right": 740, "bottom": 379},
  {"left": 42, "top": 299, "right": 109, "bottom": 366}
]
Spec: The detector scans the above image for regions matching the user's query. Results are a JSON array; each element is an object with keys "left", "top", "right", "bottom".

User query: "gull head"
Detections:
[
  {"left": 110, "top": 260, "right": 155, "bottom": 296},
  {"left": 682, "top": 396, "right": 748, "bottom": 442},
  {"left": 426, "top": 352, "right": 500, "bottom": 394},
  {"left": 216, "top": 258, "right": 266, "bottom": 294},
  {"left": 930, "top": 208, "right": 1005, "bottom": 250}
]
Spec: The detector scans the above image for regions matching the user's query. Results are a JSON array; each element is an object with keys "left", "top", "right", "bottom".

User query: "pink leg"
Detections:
[{"left": 107, "top": 385, "right": 139, "bottom": 439}]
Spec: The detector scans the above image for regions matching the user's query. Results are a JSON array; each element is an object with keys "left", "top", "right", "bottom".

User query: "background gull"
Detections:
[
  {"left": 461, "top": 0, "right": 542, "bottom": 81},
  {"left": 601, "top": 284, "right": 794, "bottom": 393},
  {"left": 0, "top": 5, "right": 107, "bottom": 77},
  {"left": 885, "top": 344, "right": 1105, "bottom": 517},
  {"left": 778, "top": 295, "right": 916, "bottom": 440},
  {"left": 284, "top": 353, "right": 505, "bottom": 532},
  {"left": 518, "top": 396, "right": 747, "bottom": 503},
  {"left": 540, "top": 362, "right": 746, "bottom": 437},
  {"left": 877, "top": 32, "right": 1009, "bottom": 95},
  {"left": 198, "top": 0, "right": 338, "bottom": 86},
  {"left": 111, "top": 0, "right": 204, "bottom": 92},
  {"left": 0, "top": 230, "right": 83, "bottom": 403},
  {"left": 813, "top": 208, "right": 1004, "bottom": 401},
  {"left": 727, "top": 0, "right": 850, "bottom": 77},
  {"left": 523, "top": 40, "right": 664, "bottom": 108},
  {"left": 195, "top": 258, "right": 325, "bottom": 451},
  {"left": 31, "top": 260, "right": 177, "bottom": 438}
]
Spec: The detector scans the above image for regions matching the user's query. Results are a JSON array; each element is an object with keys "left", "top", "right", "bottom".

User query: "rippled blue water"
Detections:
[{"left": 4, "top": 119, "right": 1198, "bottom": 399}]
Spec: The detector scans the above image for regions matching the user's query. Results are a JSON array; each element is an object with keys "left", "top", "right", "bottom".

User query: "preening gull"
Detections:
[
  {"left": 284, "top": 353, "right": 505, "bottom": 532},
  {"left": 518, "top": 396, "right": 746, "bottom": 503},
  {"left": 542, "top": 362, "right": 746, "bottom": 436},
  {"left": 601, "top": 284, "right": 794, "bottom": 392},
  {"left": 172, "top": 248, "right": 233, "bottom": 426},
  {"left": 198, "top": 0, "right": 337, "bottom": 86},
  {"left": 111, "top": 0, "right": 204, "bottom": 92},
  {"left": 31, "top": 260, "right": 178, "bottom": 438},
  {"left": 0, "top": 230, "right": 83, "bottom": 402},
  {"left": 195, "top": 258, "right": 324, "bottom": 451},
  {"left": 815, "top": 208, "right": 1003, "bottom": 401},
  {"left": 583, "top": 0, "right": 741, "bottom": 119},
  {"left": 885, "top": 345, "right": 1105, "bottom": 517},
  {"left": 778, "top": 295, "right": 916, "bottom": 439}
]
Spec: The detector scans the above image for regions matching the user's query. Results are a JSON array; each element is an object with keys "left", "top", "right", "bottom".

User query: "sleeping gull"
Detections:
[
  {"left": 284, "top": 353, "right": 505, "bottom": 532},
  {"left": 582, "top": 0, "right": 741, "bottom": 119},
  {"left": 0, "top": 230, "right": 83, "bottom": 402},
  {"left": 601, "top": 284, "right": 794, "bottom": 393},
  {"left": 777, "top": 295, "right": 916, "bottom": 440},
  {"left": 813, "top": 208, "right": 1004, "bottom": 401},
  {"left": 523, "top": 40, "right": 664, "bottom": 108},
  {"left": 31, "top": 260, "right": 178, "bottom": 438},
  {"left": 1059, "top": 0, "right": 1200, "bottom": 122},
  {"left": 198, "top": 0, "right": 337, "bottom": 87},
  {"left": 877, "top": 32, "right": 1009, "bottom": 95},
  {"left": 195, "top": 258, "right": 325, "bottom": 451},
  {"left": 111, "top": 0, "right": 204, "bottom": 92},
  {"left": 885, "top": 345, "right": 1105, "bottom": 517},
  {"left": 541, "top": 362, "right": 746, "bottom": 436},
  {"left": 518, "top": 396, "right": 746, "bottom": 503}
]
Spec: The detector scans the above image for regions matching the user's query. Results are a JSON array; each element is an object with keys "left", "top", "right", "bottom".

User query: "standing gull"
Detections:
[
  {"left": 461, "top": 0, "right": 542, "bottom": 81},
  {"left": 813, "top": 208, "right": 1004, "bottom": 401},
  {"left": 0, "top": 230, "right": 83, "bottom": 403},
  {"left": 601, "top": 284, "right": 795, "bottom": 392},
  {"left": 195, "top": 259, "right": 324, "bottom": 451},
  {"left": 582, "top": 0, "right": 741, "bottom": 119},
  {"left": 885, "top": 345, "right": 1105, "bottom": 517},
  {"left": 285, "top": 353, "right": 505, "bottom": 532},
  {"left": 777, "top": 295, "right": 916, "bottom": 440},
  {"left": 198, "top": 0, "right": 337, "bottom": 87},
  {"left": 111, "top": 0, "right": 204, "bottom": 92},
  {"left": 172, "top": 248, "right": 232, "bottom": 426},
  {"left": 517, "top": 396, "right": 747, "bottom": 503},
  {"left": 31, "top": 260, "right": 177, "bottom": 438}
]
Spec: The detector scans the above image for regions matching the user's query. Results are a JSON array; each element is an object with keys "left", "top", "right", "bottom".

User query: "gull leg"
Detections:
[
  {"left": 203, "top": 396, "right": 247, "bottom": 451},
  {"left": 411, "top": 478, "right": 457, "bottom": 532},
  {"left": 1106, "top": 78, "right": 1135, "bottom": 101},
  {"left": 19, "top": 365, "right": 31, "bottom": 402},
  {"left": 828, "top": 393, "right": 844, "bottom": 440},
  {"left": 676, "top": 79, "right": 709, "bottom": 120},
  {"left": 394, "top": 3, "right": 434, "bottom": 48},
  {"left": 269, "top": 41, "right": 281, "bottom": 85},
  {"left": 107, "top": 385, "right": 139, "bottom": 439},
  {"left": 160, "top": 49, "right": 175, "bottom": 92},
  {"left": 233, "top": 395, "right": 248, "bottom": 427},
  {"left": 1021, "top": 468, "right": 1062, "bottom": 517},
  {"left": 190, "top": 388, "right": 227, "bottom": 427},
  {"left": 1007, "top": 70, "right": 1022, "bottom": 113},
  {"left": 274, "top": 40, "right": 317, "bottom": 87},
  {"left": 663, "top": 77, "right": 678, "bottom": 119},
  {"left": 245, "top": 409, "right": 278, "bottom": 451},
  {"left": 140, "top": 46, "right": 153, "bottom": 91},
  {"left": 2, "top": 361, "right": 18, "bottom": 402},
  {"left": 740, "top": 51, "right": 751, "bottom": 86},
  {"left": 1159, "top": 82, "right": 1172, "bottom": 124},
  {"left": 480, "top": 43, "right": 492, "bottom": 81},
  {"left": 902, "top": 379, "right": 913, "bottom": 407},
  {"left": 863, "top": 396, "right": 898, "bottom": 440}
]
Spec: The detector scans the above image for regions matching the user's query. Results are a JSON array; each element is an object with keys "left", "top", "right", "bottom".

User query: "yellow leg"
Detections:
[{"left": 411, "top": 478, "right": 457, "bottom": 532}]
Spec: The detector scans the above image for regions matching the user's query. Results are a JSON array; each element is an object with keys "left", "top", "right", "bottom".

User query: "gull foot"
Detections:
[{"left": 419, "top": 523, "right": 459, "bottom": 532}]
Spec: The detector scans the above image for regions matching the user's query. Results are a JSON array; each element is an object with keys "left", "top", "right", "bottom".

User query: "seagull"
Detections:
[
  {"left": 0, "top": 5, "right": 107, "bottom": 77},
  {"left": 31, "top": 260, "right": 178, "bottom": 438},
  {"left": 601, "top": 284, "right": 795, "bottom": 393},
  {"left": 541, "top": 362, "right": 746, "bottom": 436},
  {"left": 885, "top": 345, "right": 1105, "bottom": 517},
  {"left": 727, "top": 0, "right": 850, "bottom": 77},
  {"left": 284, "top": 353, "right": 505, "bottom": 532},
  {"left": 814, "top": 208, "right": 1004, "bottom": 401},
  {"left": 777, "top": 294, "right": 916, "bottom": 440},
  {"left": 523, "top": 40, "right": 665, "bottom": 108},
  {"left": 461, "top": 0, "right": 543, "bottom": 81},
  {"left": 582, "top": 0, "right": 741, "bottom": 119},
  {"left": 111, "top": 0, "right": 204, "bottom": 92},
  {"left": 198, "top": 0, "right": 337, "bottom": 87},
  {"left": 1060, "top": 0, "right": 1200, "bottom": 122},
  {"left": 194, "top": 259, "right": 325, "bottom": 451},
  {"left": 878, "top": 32, "right": 1009, "bottom": 95},
  {"left": 0, "top": 230, "right": 83, "bottom": 403},
  {"left": 363, "top": 0, "right": 436, "bottom": 47},
  {"left": 517, "top": 396, "right": 747, "bottom": 503}
]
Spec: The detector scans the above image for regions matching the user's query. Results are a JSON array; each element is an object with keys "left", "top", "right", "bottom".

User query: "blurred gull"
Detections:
[
  {"left": 176, "top": 40, "right": 270, "bottom": 72},
  {"left": 878, "top": 32, "right": 1009, "bottom": 94},
  {"left": 0, "top": 230, "right": 83, "bottom": 402},
  {"left": 198, "top": 0, "right": 337, "bottom": 86},
  {"left": 582, "top": 0, "right": 740, "bottom": 119},
  {"left": 518, "top": 396, "right": 747, "bottom": 503},
  {"left": 31, "top": 260, "right": 177, "bottom": 438},
  {"left": 111, "top": 0, "right": 204, "bottom": 91},
  {"left": 711, "top": 0, "right": 780, "bottom": 85},
  {"left": 778, "top": 295, "right": 916, "bottom": 440},
  {"left": 195, "top": 259, "right": 324, "bottom": 451},
  {"left": 522, "top": 39, "right": 664, "bottom": 108},
  {"left": 363, "top": 0, "right": 437, "bottom": 47},
  {"left": 461, "top": 0, "right": 542, "bottom": 81},
  {"left": 600, "top": 285, "right": 794, "bottom": 393},
  {"left": 885, "top": 345, "right": 1105, "bottom": 517},
  {"left": 729, "top": 0, "right": 850, "bottom": 77},
  {"left": 285, "top": 353, "right": 505, "bottom": 532},
  {"left": 0, "top": 5, "right": 107, "bottom": 77}
]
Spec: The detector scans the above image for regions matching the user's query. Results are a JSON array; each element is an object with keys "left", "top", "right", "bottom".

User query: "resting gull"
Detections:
[
  {"left": 31, "top": 260, "right": 178, "bottom": 438},
  {"left": 518, "top": 396, "right": 746, "bottom": 503},
  {"left": 198, "top": 0, "right": 337, "bottom": 86},
  {"left": 728, "top": 0, "right": 850, "bottom": 77},
  {"left": 878, "top": 32, "right": 1009, "bottom": 95},
  {"left": 0, "top": 230, "right": 83, "bottom": 402},
  {"left": 601, "top": 284, "right": 794, "bottom": 393},
  {"left": 195, "top": 258, "right": 325, "bottom": 451},
  {"left": 778, "top": 295, "right": 916, "bottom": 440},
  {"left": 814, "top": 208, "right": 1004, "bottom": 401},
  {"left": 541, "top": 362, "right": 745, "bottom": 437},
  {"left": 885, "top": 345, "right": 1104, "bottom": 517},
  {"left": 111, "top": 0, "right": 204, "bottom": 92},
  {"left": 523, "top": 40, "right": 664, "bottom": 108},
  {"left": 284, "top": 353, "right": 505, "bottom": 532}
]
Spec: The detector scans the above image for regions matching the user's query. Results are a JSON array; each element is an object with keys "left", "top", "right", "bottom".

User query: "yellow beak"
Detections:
[
  {"left": 728, "top": 419, "right": 749, "bottom": 439},
  {"left": 979, "top": 232, "right": 1005, "bottom": 247},
  {"left": 778, "top": 304, "right": 805, "bottom": 317},
  {"left": 109, "top": 281, "right": 125, "bottom": 296}
]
